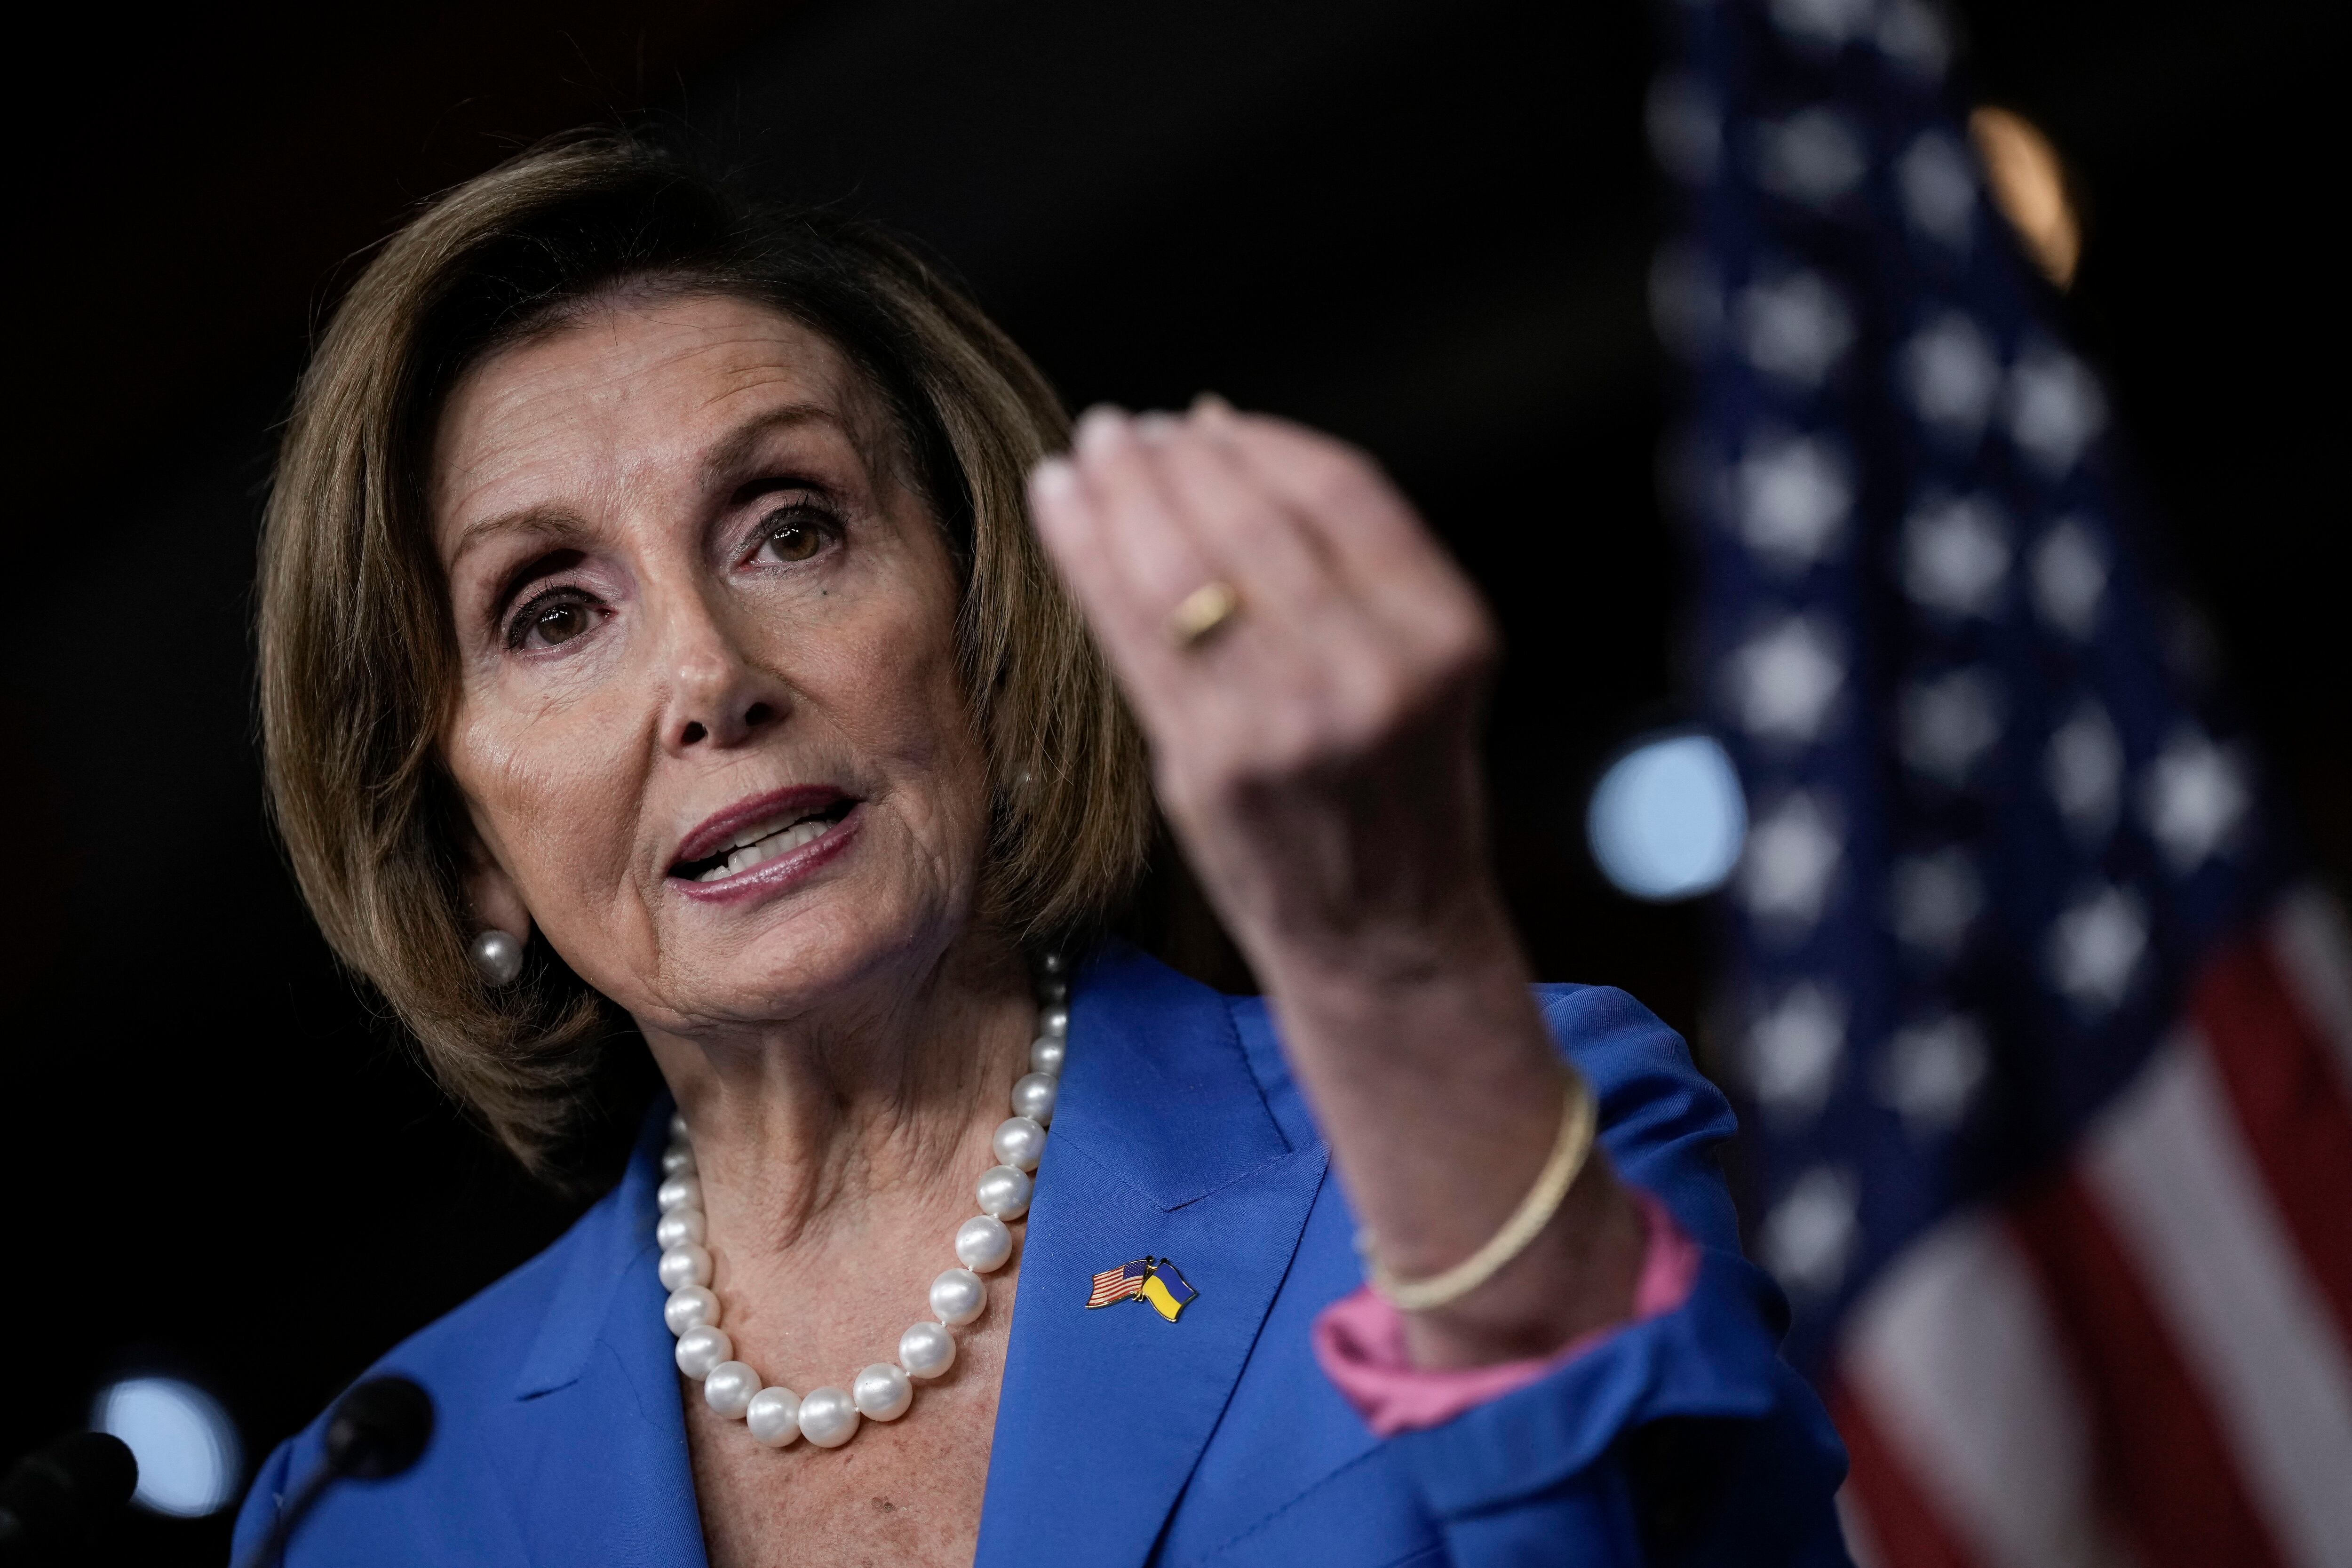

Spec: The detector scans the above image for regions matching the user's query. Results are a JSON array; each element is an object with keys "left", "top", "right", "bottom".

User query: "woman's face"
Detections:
[{"left": 433, "top": 291, "right": 990, "bottom": 1035}]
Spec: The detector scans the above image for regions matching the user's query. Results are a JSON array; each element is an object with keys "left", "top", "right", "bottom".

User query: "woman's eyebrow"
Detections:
[
  {"left": 698, "top": 402, "right": 844, "bottom": 490},
  {"left": 446, "top": 506, "right": 585, "bottom": 571}
]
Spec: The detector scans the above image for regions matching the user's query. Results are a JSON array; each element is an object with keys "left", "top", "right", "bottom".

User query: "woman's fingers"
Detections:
[
  {"left": 1143, "top": 407, "right": 1351, "bottom": 627},
  {"left": 1029, "top": 409, "right": 1259, "bottom": 734},
  {"left": 1058, "top": 402, "right": 1399, "bottom": 653},
  {"left": 1070, "top": 407, "right": 1226, "bottom": 628},
  {"left": 1026, "top": 452, "right": 1153, "bottom": 659},
  {"left": 1191, "top": 406, "right": 1496, "bottom": 732},
  {"left": 1031, "top": 402, "right": 1496, "bottom": 792},
  {"left": 1204, "top": 409, "right": 1486, "bottom": 645},
  {"left": 1140, "top": 414, "right": 1421, "bottom": 748},
  {"left": 1035, "top": 408, "right": 1303, "bottom": 675},
  {"left": 1054, "top": 411, "right": 1238, "bottom": 699}
]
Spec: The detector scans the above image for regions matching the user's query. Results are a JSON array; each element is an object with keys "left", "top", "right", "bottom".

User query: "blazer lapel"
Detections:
[
  {"left": 484, "top": 1106, "right": 711, "bottom": 1568},
  {"left": 976, "top": 947, "right": 1330, "bottom": 1568}
]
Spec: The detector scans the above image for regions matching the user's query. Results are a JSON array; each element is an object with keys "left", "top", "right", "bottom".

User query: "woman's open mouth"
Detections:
[{"left": 669, "top": 789, "right": 861, "bottom": 885}]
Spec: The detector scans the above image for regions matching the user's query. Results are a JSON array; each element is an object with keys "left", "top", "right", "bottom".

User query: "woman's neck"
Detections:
[{"left": 643, "top": 931, "right": 1038, "bottom": 1256}]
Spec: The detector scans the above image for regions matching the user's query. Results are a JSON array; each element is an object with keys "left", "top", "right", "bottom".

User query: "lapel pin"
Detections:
[{"left": 1086, "top": 1256, "right": 1199, "bottom": 1321}]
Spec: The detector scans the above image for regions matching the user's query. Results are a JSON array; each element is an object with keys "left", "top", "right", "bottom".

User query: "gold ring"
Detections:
[{"left": 1166, "top": 580, "right": 1243, "bottom": 649}]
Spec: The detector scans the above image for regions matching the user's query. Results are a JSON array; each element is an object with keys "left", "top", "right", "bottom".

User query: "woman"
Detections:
[{"left": 232, "top": 138, "right": 1848, "bottom": 1566}]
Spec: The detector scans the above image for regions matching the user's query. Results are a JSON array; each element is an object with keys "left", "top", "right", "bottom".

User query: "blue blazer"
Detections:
[{"left": 233, "top": 946, "right": 1851, "bottom": 1565}]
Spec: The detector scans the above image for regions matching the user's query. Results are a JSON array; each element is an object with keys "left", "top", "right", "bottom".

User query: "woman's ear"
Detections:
[{"left": 462, "top": 835, "right": 534, "bottom": 946}]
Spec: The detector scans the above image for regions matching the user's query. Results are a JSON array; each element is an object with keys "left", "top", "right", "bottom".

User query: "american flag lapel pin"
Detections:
[{"left": 1086, "top": 1256, "right": 1198, "bottom": 1321}]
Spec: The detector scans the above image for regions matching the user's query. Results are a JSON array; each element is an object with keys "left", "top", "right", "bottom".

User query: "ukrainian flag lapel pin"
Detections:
[
  {"left": 1139, "top": 1259, "right": 1198, "bottom": 1321},
  {"left": 1085, "top": 1256, "right": 1199, "bottom": 1322}
]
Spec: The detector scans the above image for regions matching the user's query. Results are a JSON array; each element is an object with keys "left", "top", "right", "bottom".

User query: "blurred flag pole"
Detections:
[{"left": 1650, "top": 2, "right": 2352, "bottom": 1565}]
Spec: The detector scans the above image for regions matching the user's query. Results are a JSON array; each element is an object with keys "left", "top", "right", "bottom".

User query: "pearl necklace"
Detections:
[{"left": 654, "top": 955, "right": 1069, "bottom": 1450}]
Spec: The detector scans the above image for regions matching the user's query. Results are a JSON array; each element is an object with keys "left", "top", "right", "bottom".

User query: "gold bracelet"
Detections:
[{"left": 1357, "top": 1069, "right": 1600, "bottom": 1313}]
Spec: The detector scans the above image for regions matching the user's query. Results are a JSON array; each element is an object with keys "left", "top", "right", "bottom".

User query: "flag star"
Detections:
[
  {"left": 1875, "top": 0, "right": 1951, "bottom": 77},
  {"left": 2048, "top": 884, "right": 2148, "bottom": 1014},
  {"left": 1900, "top": 669, "right": 2005, "bottom": 786},
  {"left": 1901, "top": 493, "right": 2011, "bottom": 617},
  {"left": 1763, "top": 1166, "right": 1859, "bottom": 1297},
  {"left": 2005, "top": 344, "right": 2107, "bottom": 475},
  {"left": 1646, "top": 76, "right": 1721, "bottom": 185},
  {"left": 1769, "top": 0, "right": 1875, "bottom": 49},
  {"left": 1757, "top": 109, "right": 1867, "bottom": 208},
  {"left": 1738, "top": 269, "right": 1855, "bottom": 386},
  {"left": 2047, "top": 700, "right": 2122, "bottom": 843},
  {"left": 1746, "top": 981, "right": 1848, "bottom": 1122},
  {"left": 1740, "top": 792, "right": 1843, "bottom": 938},
  {"left": 1900, "top": 312, "right": 2002, "bottom": 443},
  {"left": 1895, "top": 131, "right": 1974, "bottom": 249},
  {"left": 2140, "top": 727, "right": 2250, "bottom": 873},
  {"left": 1890, "top": 849, "right": 1983, "bottom": 957},
  {"left": 2030, "top": 518, "right": 2109, "bottom": 641},
  {"left": 1649, "top": 243, "right": 1722, "bottom": 358},
  {"left": 1877, "top": 1013, "right": 1989, "bottom": 1134},
  {"left": 1734, "top": 435, "right": 1852, "bottom": 570},
  {"left": 1731, "top": 617, "right": 1845, "bottom": 745}
]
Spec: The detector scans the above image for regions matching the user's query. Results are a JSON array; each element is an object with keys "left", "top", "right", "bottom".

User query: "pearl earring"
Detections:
[{"left": 470, "top": 929, "right": 524, "bottom": 988}]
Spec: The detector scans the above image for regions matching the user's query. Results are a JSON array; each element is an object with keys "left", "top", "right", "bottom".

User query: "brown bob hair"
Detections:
[{"left": 258, "top": 135, "right": 1150, "bottom": 1173}]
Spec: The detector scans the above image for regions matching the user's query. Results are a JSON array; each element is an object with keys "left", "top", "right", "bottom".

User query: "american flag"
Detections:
[
  {"left": 1088, "top": 1257, "right": 1152, "bottom": 1309},
  {"left": 1657, "top": 3, "right": 2352, "bottom": 1566}
]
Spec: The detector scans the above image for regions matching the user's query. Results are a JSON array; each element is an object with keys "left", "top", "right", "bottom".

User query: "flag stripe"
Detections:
[
  {"left": 2192, "top": 934, "right": 2352, "bottom": 1349},
  {"left": 2272, "top": 888, "right": 2352, "bottom": 1094},
  {"left": 1838, "top": 1212, "right": 2125, "bottom": 1568},
  {"left": 2009, "top": 1165, "right": 2286, "bottom": 1568},
  {"left": 2079, "top": 1034, "right": 2352, "bottom": 1568},
  {"left": 1088, "top": 1260, "right": 1148, "bottom": 1307},
  {"left": 1828, "top": 1384, "right": 1983, "bottom": 1568},
  {"left": 1836, "top": 1486, "right": 1888, "bottom": 1568}
]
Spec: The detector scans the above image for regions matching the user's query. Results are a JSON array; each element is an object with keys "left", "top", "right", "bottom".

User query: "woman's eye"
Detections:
[
  {"left": 754, "top": 507, "right": 836, "bottom": 565},
  {"left": 508, "top": 590, "right": 604, "bottom": 651}
]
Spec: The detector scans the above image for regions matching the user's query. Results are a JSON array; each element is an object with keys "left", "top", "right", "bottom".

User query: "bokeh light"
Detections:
[
  {"left": 1970, "top": 105, "right": 2081, "bottom": 289},
  {"left": 95, "top": 1376, "right": 242, "bottom": 1517},
  {"left": 1586, "top": 731, "right": 1748, "bottom": 901}
]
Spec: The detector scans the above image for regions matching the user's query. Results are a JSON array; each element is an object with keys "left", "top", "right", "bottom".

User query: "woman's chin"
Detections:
[
  {"left": 655, "top": 930, "right": 943, "bottom": 1038},
  {"left": 643, "top": 837, "right": 967, "bottom": 1027}
]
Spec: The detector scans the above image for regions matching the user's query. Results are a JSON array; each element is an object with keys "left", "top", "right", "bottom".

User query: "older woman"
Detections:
[{"left": 230, "top": 139, "right": 1847, "bottom": 1567}]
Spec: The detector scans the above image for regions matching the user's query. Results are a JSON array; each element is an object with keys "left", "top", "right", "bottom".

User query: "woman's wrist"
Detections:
[
  {"left": 1243, "top": 894, "right": 1648, "bottom": 1367},
  {"left": 1359, "top": 1066, "right": 1598, "bottom": 1313},
  {"left": 1399, "top": 1153, "right": 1647, "bottom": 1369}
]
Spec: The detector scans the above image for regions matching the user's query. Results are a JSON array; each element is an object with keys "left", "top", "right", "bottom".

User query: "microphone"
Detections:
[
  {"left": 0, "top": 1431, "right": 138, "bottom": 1566},
  {"left": 0, "top": 1439, "right": 139, "bottom": 1568},
  {"left": 235, "top": 1376, "right": 434, "bottom": 1568}
]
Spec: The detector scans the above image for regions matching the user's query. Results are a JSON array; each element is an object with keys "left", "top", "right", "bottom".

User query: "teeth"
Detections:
[{"left": 697, "top": 813, "right": 838, "bottom": 881}]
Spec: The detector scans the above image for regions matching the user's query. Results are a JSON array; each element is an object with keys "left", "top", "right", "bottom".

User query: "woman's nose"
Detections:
[{"left": 658, "top": 601, "right": 790, "bottom": 752}]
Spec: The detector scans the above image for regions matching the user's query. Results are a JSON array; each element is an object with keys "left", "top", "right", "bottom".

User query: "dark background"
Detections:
[{"left": 3, "top": 1, "right": 2334, "bottom": 1560}]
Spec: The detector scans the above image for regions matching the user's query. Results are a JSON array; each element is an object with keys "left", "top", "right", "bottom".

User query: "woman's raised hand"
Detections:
[
  {"left": 1030, "top": 402, "right": 1645, "bottom": 1367},
  {"left": 1027, "top": 401, "right": 1501, "bottom": 979}
]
